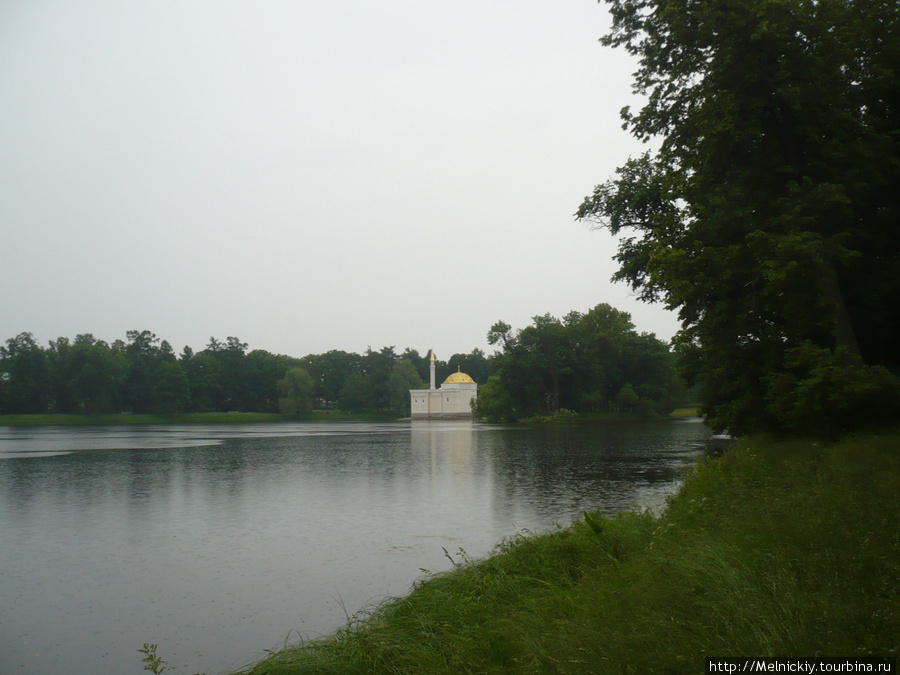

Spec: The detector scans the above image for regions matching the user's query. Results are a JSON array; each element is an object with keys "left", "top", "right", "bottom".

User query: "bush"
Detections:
[{"left": 766, "top": 343, "right": 900, "bottom": 436}]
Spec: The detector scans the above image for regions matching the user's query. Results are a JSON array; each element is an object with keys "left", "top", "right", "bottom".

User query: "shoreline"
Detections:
[
  {"left": 226, "top": 431, "right": 898, "bottom": 674},
  {"left": 0, "top": 411, "right": 402, "bottom": 426},
  {"left": 0, "top": 409, "right": 700, "bottom": 428}
]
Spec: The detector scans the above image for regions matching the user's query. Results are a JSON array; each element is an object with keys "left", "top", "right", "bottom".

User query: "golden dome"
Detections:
[{"left": 443, "top": 367, "right": 476, "bottom": 385}]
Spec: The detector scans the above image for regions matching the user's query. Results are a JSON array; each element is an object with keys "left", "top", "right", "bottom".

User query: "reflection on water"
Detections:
[{"left": 0, "top": 419, "right": 710, "bottom": 675}]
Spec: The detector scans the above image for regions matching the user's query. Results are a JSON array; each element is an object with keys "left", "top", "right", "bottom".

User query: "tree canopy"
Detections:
[
  {"left": 0, "top": 331, "right": 489, "bottom": 418},
  {"left": 475, "top": 304, "right": 686, "bottom": 422},
  {"left": 578, "top": 0, "right": 900, "bottom": 435}
]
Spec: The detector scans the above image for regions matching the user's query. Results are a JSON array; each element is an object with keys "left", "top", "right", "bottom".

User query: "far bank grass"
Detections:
[
  {"left": 668, "top": 406, "right": 700, "bottom": 417},
  {"left": 2, "top": 409, "right": 698, "bottom": 427},
  {"left": 0, "top": 410, "right": 400, "bottom": 426},
  {"left": 235, "top": 432, "right": 899, "bottom": 674}
]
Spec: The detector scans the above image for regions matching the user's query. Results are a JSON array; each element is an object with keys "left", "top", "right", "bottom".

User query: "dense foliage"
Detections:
[
  {"left": 474, "top": 303, "right": 687, "bottom": 422},
  {"left": 0, "top": 315, "right": 680, "bottom": 421},
  {"left": 578, "top": 0, "right": 900, "bottom": 435},
  {"left": 0, "top": 331, "right": 488, "bottom": 418}
]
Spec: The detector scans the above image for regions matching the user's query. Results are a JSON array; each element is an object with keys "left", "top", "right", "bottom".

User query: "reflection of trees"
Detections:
[
  {"left": 485, "top": 421, "right": 711, "bottom": 521},
  {"left": 0, "top": 420, "right": 716, "bottom": 675},
  {"left": 0, "top": 421, "right": 712, "bottom": 555}
]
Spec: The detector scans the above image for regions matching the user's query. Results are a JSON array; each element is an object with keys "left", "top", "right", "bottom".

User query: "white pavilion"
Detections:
[{"left": 409, "top": 351, "right": 478, "bottom": 419}]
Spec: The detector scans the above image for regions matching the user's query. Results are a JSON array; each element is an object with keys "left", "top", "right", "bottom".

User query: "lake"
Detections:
[{"left": 0, "top": 419, "right": 711, "bottom": 675}]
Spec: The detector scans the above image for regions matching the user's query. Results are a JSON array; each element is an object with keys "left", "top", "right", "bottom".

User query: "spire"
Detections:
[{"left": 429, "top": 349, "right": 436, "bottom": 390}]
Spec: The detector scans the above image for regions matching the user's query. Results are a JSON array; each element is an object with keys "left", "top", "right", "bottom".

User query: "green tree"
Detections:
[
  {"left": 214, "top": 337, "right": 250, "bottom": 411},
  {"left": 622, "top": 332, "right": 683, "bottom": 416},
  {"left": 562, "top": 304, "right": 635, "bottom": 412},
  {"left": 300, "top": 350, "right": 361, "bottom": 404},
  {"left": 0, "top": 332, "right": 51, "bottom": 413},
  {"left": 388, "top": 359, "right": 425, "bottom": 416},
  {"left": 478, "top": 304, "right": 678, "bottom": 421},
  {"left": 152, "top": 361, "right": 191, "bottom": 414},
  {"left": 401, "top": 348, "right": 431, "bottom": 386},
  {"left": 447, "top": 348, "right": 490, "bottom": 385},
  {"left": 183, "top": 352, "right": 222, "bottom": 412},
  {"left": 485, "top": 320, "right": 547, "bottom": 419},
  {"left": 47, "top": 336, "right": 73, "bottom": 412},
  {"left": 245, "top": 350, "right": 300, "bottom": 413},
  {"left": 122, "top": 330, "right": 165, "bottom": 413},
  {"left": 472, "top": 374, "right": 519, "bottom": 422},
  {"left": 67, "top": 338, "right": 129, "bottom": 414},
  {"left": 578, "top": 0, "right": 900, "bottom": 435},
  {"left": 613, "top": 382, "right": 641, "bottom": 413},
  {"left": 356, "top": 346, "right": 398, "bottom": 412},
  {"left": 338, "top": 372, "right": 370, "bottom": 413},
  {"left": 278, "top": 367, "right": 315, "bottom": 416}
]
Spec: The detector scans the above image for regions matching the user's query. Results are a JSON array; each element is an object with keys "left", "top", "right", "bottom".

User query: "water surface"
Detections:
[{"left": 0, "top": 419, "right": 710, "bottom": 674}]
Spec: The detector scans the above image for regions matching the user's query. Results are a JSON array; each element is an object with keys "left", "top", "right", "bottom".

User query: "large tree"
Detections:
[
  {"left": 278, "top": 367, "right": 316, "bottom": 417},
  {"left": 578, "top": 0, "right": 900, "bottom": 435},
  {"left": 0, "top": 333, "right": 52, "bottom": 414},
  {"left": 121, "top": 330, "right": 166, "bottom": 413},
  {"left": 388, "top": 359, "right": 426, "bottom": 417},
  {"left": 152, "top": 361, "right": 191, "bottom": 414},
  {"left": 300, "top": 350, "right": 362, "bottom": 404},
  {"left": 478, "top": 304, "right": 680, "bottom": 421},
  {"left": 183, "top": 352, "right": 222, "bottom": 412},
  {"left": 447, "top": 349, "right": 490, "bottom": 386},
  {"left": 66, "top": 336, "right": 129, "bottom": 414}
]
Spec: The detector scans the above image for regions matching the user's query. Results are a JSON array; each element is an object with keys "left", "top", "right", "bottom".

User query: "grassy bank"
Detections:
[
  {"left": 233, "top": 432, "right": 899, "bottom": 674},
  {"left": 668, "top": 406, "right": 701, "bottom": 418},
  {"left": 2, "top": 410, "right": 696, "bottom": 427},
  {"left": 0, "top": 411, "right": 401, "bottom": 426}
]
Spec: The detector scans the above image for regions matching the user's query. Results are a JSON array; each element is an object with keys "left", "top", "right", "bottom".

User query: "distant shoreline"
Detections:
[
  {"left": 0, "top": 408, "right": 701, "bottom": 427},
  {"left": 0, "top": 411, "right": 402, "bottom": 427}
]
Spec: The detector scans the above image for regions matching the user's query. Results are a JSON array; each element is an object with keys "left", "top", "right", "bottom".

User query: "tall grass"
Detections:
[{"left": 236, "top": 432, "right": 899, "bottom": 674}]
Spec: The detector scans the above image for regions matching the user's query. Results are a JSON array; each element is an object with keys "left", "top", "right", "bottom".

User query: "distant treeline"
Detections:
[
  {"left": 475, "top": 303, "right": 688, "bottom": 421},
  {"left": 0, "top": 304, "right": 688, "bottom": 420},
  {"left": 0, "top": 330, "right": 487, "bottom": 417}
]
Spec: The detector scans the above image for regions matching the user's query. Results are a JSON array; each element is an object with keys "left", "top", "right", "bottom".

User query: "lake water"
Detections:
[{"left": 0, "top": 419, "right": 711, "bottom": 675}]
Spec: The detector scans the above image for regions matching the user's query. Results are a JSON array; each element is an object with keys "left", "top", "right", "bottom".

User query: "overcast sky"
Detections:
[{"left": 1, "top": 0, "right": 678, "bottom": 360}]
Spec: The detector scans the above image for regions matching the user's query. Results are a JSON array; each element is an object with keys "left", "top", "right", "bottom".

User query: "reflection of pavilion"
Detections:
[
  {"left": 409, "top": 351, "right": 478, "bottom": 419},
  {"left": 410, "top": 419, "right": 475, "bottom": 478}
]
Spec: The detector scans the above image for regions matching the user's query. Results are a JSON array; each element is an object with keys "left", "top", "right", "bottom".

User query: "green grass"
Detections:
[
  {"left": 668, "top": 406, "right": 701, "bottom": 418},
  {"left": 0, "top": 412, "right": 288, "bottom": 426},
  {"left": 233, "top": 432, "right": 900, "bottom": 674}
]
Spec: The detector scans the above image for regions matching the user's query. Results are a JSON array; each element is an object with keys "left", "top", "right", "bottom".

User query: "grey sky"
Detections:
[{"left": 1, "top": 0, "right": 677, "bottom": 360}]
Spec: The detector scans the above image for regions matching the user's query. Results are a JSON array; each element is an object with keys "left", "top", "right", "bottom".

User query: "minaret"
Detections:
[{"left": 429, "top": 350, "right": 436, "bottom": 390}]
